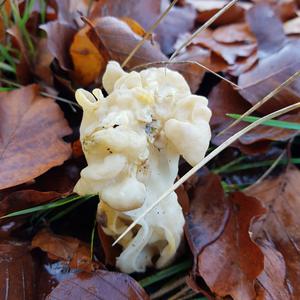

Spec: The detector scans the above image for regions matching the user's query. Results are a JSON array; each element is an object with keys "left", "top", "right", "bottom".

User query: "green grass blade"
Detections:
[
  {"left": 227, "top": 113, "right": 300, "bottom": 130},
  {"left": 0, "top": 194, "right": 95, "bottom": 219},
  {"left": 0, "top": 61, "right": 16, "bottom": 73},
  {"left": 0, "top": 87, "right": 15, "bottom": 91},
  {"left": 139, "top": 259, "right": 192, "bottom": 288}
]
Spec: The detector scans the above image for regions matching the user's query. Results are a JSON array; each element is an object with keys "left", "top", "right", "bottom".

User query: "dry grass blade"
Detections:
[
  {"left": 113, "top": 101, "right": 300, "bottom": 246},
  {"left": 218, "top": 71, "right": 300, "bottom": 136},
  {"left": 131, "top": 60, "right": 239, "bottom": 88},
  {"left": 121, "top": 0, "right": 179, "bottom": 68},
  {"left": 169, "top": 0, "right": 239, "bottom": 62}
]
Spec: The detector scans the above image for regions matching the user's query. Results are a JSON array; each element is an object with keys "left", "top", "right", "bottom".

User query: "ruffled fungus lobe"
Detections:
[{"left": 74, "top": 61, "right": 211, "bottom": 273}]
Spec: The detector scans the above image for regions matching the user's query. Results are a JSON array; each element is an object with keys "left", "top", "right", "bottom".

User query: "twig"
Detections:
[
  {"left": 150, "top": 277, "right": 186, "bottom": 300},
  {"left": 113, "top": 102, "right": 300, "bottom": 246},
  {"left": 122, "top": 0, "right": 179, "bottom": 68}
]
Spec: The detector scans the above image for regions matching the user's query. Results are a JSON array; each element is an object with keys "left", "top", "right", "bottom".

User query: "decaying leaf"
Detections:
[
  {"left": 196, "top": 192, "right": 265, "bottom": 299},
  {"left": 0, "top": 241, "right": 36, "bottom": 300},
  {"left": 32, "top": 229, "right": 99, "bottom": 272},
  {"left": 0, "top": 85, "right": 72, "bottom": 190},
  {"left": 238, "top": 4, "right": 300, "bottom": 114},
  {"left": 47, "top": 270, "right": 149, "bottom": 300},
  {"left": 246, "top": 165, "right": 300, "bottom": 298}
]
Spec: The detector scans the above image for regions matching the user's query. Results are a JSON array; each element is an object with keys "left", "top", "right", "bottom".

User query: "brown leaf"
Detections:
[
  {"left": 254, "top": 239, "right": 290, "bottom": 300},
  {"left": 213, "top": 22, "right": 256, "bottom": 44},
  {"left": 90, "top": 0, "right": 161, "bottom": 32},
  {"left": 88, "top": 16, "right": 166, "bottom": 69},
  {"left": 246, "top": 165, "right": 300, "bottom": 298},
  {"left": 0, "top": 190, "right": 61, "bottom": 218},
  {"left": 197, "top": 192, "right": 265, "bottom": 299},
  {"left": 41, "top": 21, "right": 77, "bottom": 70},
  {"left": 209, "top": 81, "right": 300, "bottom": 154},
  {"left": 0, "top": 241, "right": 36, "bottom": 300},
  {"left": 32, "top": 229, "right": 99, "bottom": 272},
  {"left": 238, "top": 4, "right": 300, "bottom": 114},
  {"left": 192, "top": 29, "right": 256, "bottom": 65},
  {"left": 70, "top": 26, "right": 106, "bottom": 86},
  {"left": 187, "top": 0, "right": 247, "bottom": 26},
  {"left": 0, "top": 85, "right": 72, "bottom": 190},
  {"left": 185, "top": 171, "right": 230, "bottom": 269},
  {"left": 47, "top": 270, "right": 149, "bottom": 300}
]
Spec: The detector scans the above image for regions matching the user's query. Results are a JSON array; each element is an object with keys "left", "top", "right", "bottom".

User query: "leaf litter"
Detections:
[{"left": 0, "top": 0, "right": 300, "bottom": 299}]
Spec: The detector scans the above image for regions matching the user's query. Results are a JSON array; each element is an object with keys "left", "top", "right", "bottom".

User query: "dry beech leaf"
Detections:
[
  {"left": 192, "top": 29, "right": 256, "bottom": 65},
  {"left": 32, "top": 229, "right": 99, "bottom": 272},
  {"left": 185, "top": 171, "right": 230, "bottom": 269},
  {"left": 88, "top": 16, "right": 166, "bottom": 69},
  {"left": 246, "top": 165, "right": 300, "bottom": 298},
  {"left": 47, "top": 270, "right": 149, "bottom": 300},
  {"left": 0, "top": 190, "right": 61, "bottom": 219},
  {"left": 40, "top": 21, "right": 77, "bottom": 70},
  {"left": 254, "top": 239, "right": 290, "bottom": 300},
  {"left": 0, "top": 241, "right": 36, "bottom": 300},
  {"left": 209, "top": 81, "right": 300, "bottom": 154},
  {"left": 197, "top": 192, "right": 265, "bottom": 300},
  {"left": 70, "top": 26, "right": 106, "bottom": 86},
  {"left": 0, "top": 85, "right": 72, "bottom": 190},
  {"left": 186, "top": 0, "right": 248, "bottom": 25},
  {"left": 284, "top": 16, "right": 300, "bottom": 35},
  {"left": 213, "top": 23, "right": 255, "bottom": 44},
  {"left": 238, "top": 4, "right": 300, "bottom": 114}
]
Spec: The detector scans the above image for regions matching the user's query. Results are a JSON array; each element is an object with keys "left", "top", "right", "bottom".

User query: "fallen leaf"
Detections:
[
  {"left": 41, "top": 21, "right": 77, "bottom": 70},
  {"left": 32, "top": 229, "right": 99, "bottom": 272},
  {"left": 196, "top": 192, "right": 265, "bottom": 300},
  {"left": 238, "top": 4, "right": 300, "bottom": 114},
  {"left": 186, "top": 0, "right": 248, "bottom": 25},
  {"left": 254, "top": 239, "right": 290, "bottom": 300},
  {"left": 192, "top": 29, "right": 256, "bottom": 65},
  {"left": 209, "top": 81, "right": 300, "bottom": 154},
  {"left": 88, "top": 16, "right": 166, "bottom": 69},
  {"left": 0, "top": 241, "right": 36, "bottom": 300},
  {"left": 284, "top": 16, "right": 300, "bottom": 35},
  {"left": 213, "top": 22, "right": 255, "bottom": 44},
  {"left": 246, "top": 165, "right": 300, "bottom": 298},
  {"left": 70, "top": 26, "right": 106, "bottom": 86},
  {"left": 47, "top": 270, "right": 149, "bottom": 300},
  {"left": 0, "top": 85, "right": 72, "bottom": 190},
  {"left": 184, "top": 171, "right": 230, "bottom": 269},
  {"left": 121, "top": 17, "right": 147, "bottom": 37},
  {"left": 90, "top": 0, "right": 161, "bottom": 32},
  {"left": 0, "top": 190, "right": 61, "bottom": 218}
]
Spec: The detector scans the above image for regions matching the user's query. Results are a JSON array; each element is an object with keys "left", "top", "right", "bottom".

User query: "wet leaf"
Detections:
[
  {"left": 70, "top": 26, "right": 106, "bottom": 86},
  {"left": 185, "top": 171, "right": 230, "bottom": 269},
  {"left": 0, "top": 85, "right": 72, "bottom": 190},
  {"left": 47, "top": 270, "right": 149, "bottom": 300},
  {"left": 238, "top": 4, "right": 300, "bottom": 114},
  {"left": 32, "top": 229, "right": 99, "bottom": 272},
  {"left": 246, "top": 165, "right": 300, "bottom": 298},
  {"left": 0, "top": 241, "right": 36, "bottom": 300},
  {"left": 197, "top": 192, "right": 265, "bottom": 299}
]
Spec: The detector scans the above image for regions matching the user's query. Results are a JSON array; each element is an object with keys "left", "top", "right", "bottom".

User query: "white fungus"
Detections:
[{"left": 74, "top": 61, "right": 211, "bottom": 273}]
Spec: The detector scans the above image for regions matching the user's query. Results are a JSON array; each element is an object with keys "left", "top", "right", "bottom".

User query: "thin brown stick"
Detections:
[
  {"left": 150, "top": 277, "right": 186, "bottom": 300},
  {"left": 113, "top": 101, "right": 300, "bottom": 246},
  {"left": 121, "top": 0, "right": 179, "bottom": 68},
  {"left": 131, "top": 60, "right": 239, "bottom": 88},
  {"left": 169, "top": 0, "right": 239, "bottom": 62},
  {"left": 218, "top": 71, "right": 300, "bottom": 136}
]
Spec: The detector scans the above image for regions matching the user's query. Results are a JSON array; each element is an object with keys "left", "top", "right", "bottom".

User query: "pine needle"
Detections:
[{"left": 113, "top": 102, "right": 300, "bottom": 246}]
